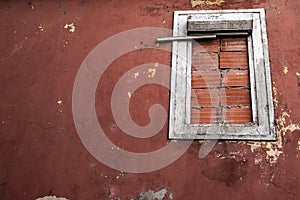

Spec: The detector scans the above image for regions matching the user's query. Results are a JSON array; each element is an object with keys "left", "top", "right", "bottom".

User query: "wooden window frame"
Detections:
[{"left": 169, "top": 9, "right": 276, "bottom": 140}]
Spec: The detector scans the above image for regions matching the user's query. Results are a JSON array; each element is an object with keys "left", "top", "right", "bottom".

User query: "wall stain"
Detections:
[
  {"left": 202, "top": 157, "right": 247, "bottom": 187},
  {"left": 0, "top": 182, "right": 6, "bottom": 200},
  {"left": 139, "top": 6, "right": 162, "bottom": 17},
  {"left": 79, "top": 0, "right": 87, "bottom": 6}
]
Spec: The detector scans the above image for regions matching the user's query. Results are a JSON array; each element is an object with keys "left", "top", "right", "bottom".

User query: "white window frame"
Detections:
[{"left": 169, "top": 9, "right": 276, "bottom": 140}]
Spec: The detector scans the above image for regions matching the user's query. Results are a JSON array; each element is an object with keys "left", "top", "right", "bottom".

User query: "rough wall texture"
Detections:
[{"left": 0, "top": 0, "right": 299, "bottom": 199}]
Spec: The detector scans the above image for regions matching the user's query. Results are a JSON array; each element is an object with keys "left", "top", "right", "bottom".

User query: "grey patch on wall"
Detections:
[
  {"left": 36, "top": 196, "right": 69, "bottom": 200},
  {"left": 139, "top": 188, "right": 172, "bottom": 200}
]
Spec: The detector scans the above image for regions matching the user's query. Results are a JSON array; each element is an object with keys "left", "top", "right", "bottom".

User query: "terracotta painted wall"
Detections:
[{"left": 0, "top": 0, "right": 299, "bottom": 199}]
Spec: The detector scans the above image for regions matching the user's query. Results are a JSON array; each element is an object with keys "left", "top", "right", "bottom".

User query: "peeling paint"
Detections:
[
  {"left": 38, "top": 24, "right": 45, "bottom": 32},
  {"left": 249, "top": 142, "right": 261, "bottom": 152},
  {"left": 248, "top": 111, "right": 300, "bottom": 164},
  {"left": 147, "top": 68, "right": 156, "bottom": 78},
  {"left": 265, "top": 143, "right": 283, "bottom": 164},
  {"left": 56, "top": 98, "right": 63, "bottom": 106},
  {"left": 283, "top": 66, "right": 288, "bottom": 74},
  {"left": 296, "top": 72, "right": 300, "bottom": 78},
  {"left": 128, "top": 92, "right": 131, "bottom": 98},
  {"left": 298, "top": 139, "right": 300, "bottom": 151},
  {"left": 36, "top": 196, "right": 68, "bottom": 200},
  {"left": 191, "top": 0, "right": 225, "bottom": 7},
  {"left": 261, "top": 112, "right": 285, "bottom": 164},
  {"left": 133, "top": 72, "right": 140, "bottom": 78},
  {"left": 64, "top": 23, "right": 75, "bottom": 33},
  {"left": 272, "top": 82, "right": 278, "bottom": 97},
  {"left": 254, "top": 154, "right": 263, "bottom": 165},
  {"left": 272, "top": 82, "right": 279, "bottom": 108},
  {"left": 214, "top": 144, "right": 248, "bottom": 162},
  {"left": 62, "top": 40, "right": 69, "bottom": 48},
  {"left": 265, "top": 111, "right": 299, "bottom": 163},
  {"left": 277, "top": 112, "right": 300, "bottom": 135}
]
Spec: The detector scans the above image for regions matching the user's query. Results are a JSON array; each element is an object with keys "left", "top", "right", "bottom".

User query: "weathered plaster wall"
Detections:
[{"left": 0, "top": 0, "right": 299, "bottom": 199}]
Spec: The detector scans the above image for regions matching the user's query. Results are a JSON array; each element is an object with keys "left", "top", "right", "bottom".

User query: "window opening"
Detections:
[{"left": 162, "top": 9, "right": 276, "bottom": 140}]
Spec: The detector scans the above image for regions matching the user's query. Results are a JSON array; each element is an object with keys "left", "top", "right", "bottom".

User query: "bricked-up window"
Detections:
[
  {"left": 191, "top": 36, "right": 252, "bottom": 124},
  {"left": 168, "top": 9, "right": 276, "bottom": 140}
]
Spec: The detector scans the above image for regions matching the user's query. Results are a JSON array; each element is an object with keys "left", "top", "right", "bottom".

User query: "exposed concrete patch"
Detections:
[
  {"left": 36, "top": 196, "right": 68, "bottom": 200},
  {"left": 191, "top": 0, "right": 225, "bottom": 7},
  {"left": 138, "top": 188, "right": 172, "bottom": 200}
]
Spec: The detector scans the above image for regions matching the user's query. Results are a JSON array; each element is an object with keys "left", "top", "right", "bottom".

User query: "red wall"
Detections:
[{"left": 0, "top": 0, "right": 299, "bottom": 199}]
